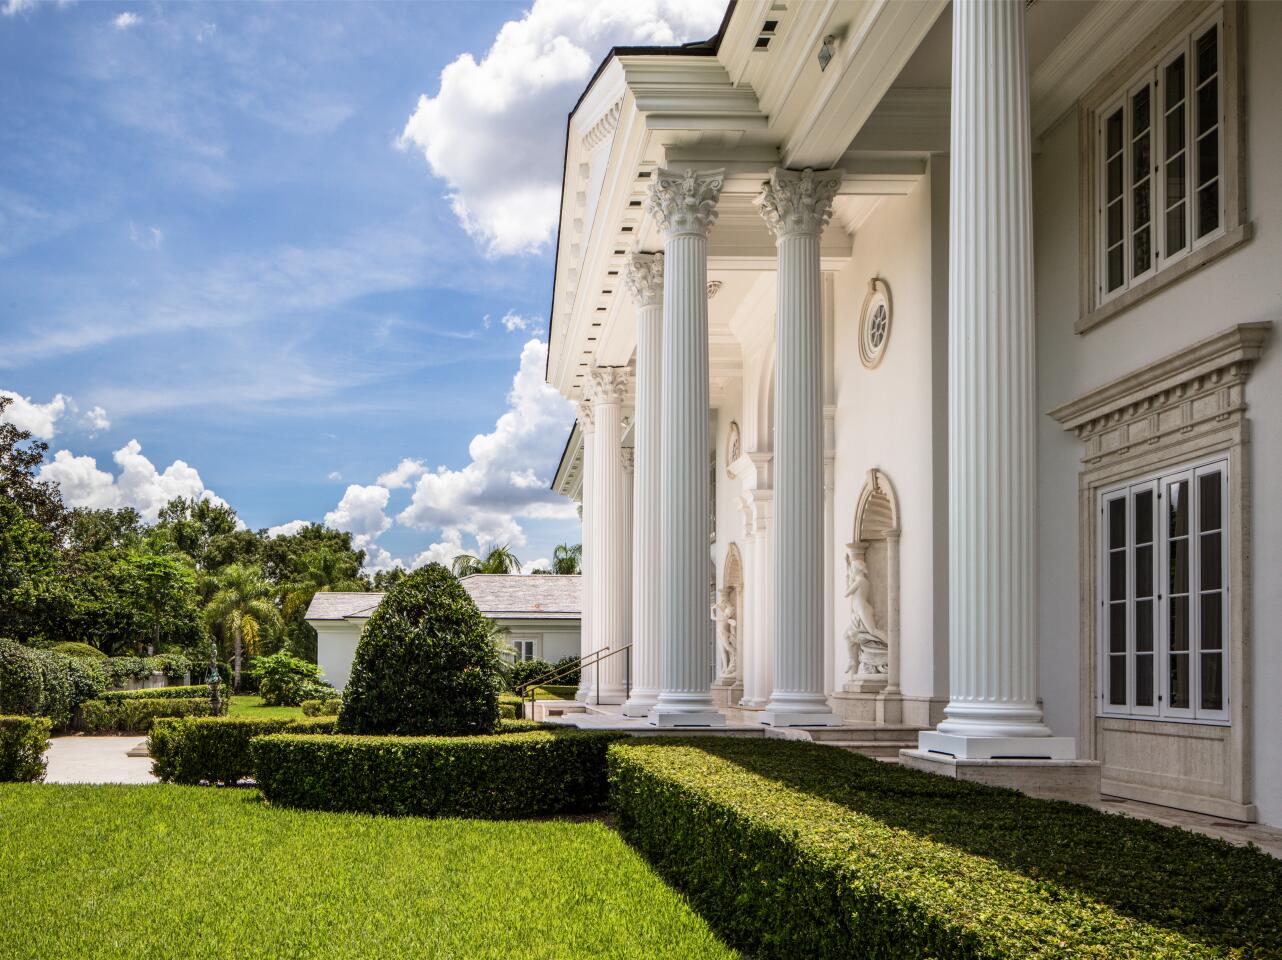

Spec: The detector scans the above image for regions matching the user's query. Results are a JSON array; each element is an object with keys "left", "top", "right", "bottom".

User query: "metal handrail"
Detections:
[{"left": 515, "top": 643, "right": 633, "bottom": 716}]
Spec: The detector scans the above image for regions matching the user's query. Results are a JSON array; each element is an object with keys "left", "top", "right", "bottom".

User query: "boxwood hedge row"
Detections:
[
  {"left": 253, "top": 728, "right": 621, "bottom": 819},
  {"left": 79, "top": 696, "right": 215, "bottom": 734},
  {"left": 607, "top": 738, "right": 1282, "bottom": 960},
  {"left": 97, "top": 685, "right": 210, "bottom": 702},
  {"left": 150, "top": 715, "right": 338, "bottom": 785},
  {"left": 0, "top": 716, "right": 50, "bottom": 783}
]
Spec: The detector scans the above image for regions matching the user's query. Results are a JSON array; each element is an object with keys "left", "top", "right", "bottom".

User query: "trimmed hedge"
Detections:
[
  {"left": 0, "top": 639, "right": 104, "bottom": 730},
  {"left": 0, "top": 716, "right": 50, "bottom": 783},
  {"left": 300, "top": 697, "right": 342, "bottom": 717},
  {"left": 150, "top": 715, "right": 339, "bottom": 785},
  {"left": 253, "top": 729, "right": 621, "bottom": 818},
  {"left": 49, "top": 642, "right": 107, "bottom": 660},
  {"left": 608, "top": 738, "right": 1282, "bottom": 960},
  {"left": 97, "top": 684, "right": 210, "bottom": 702},
  {"left": 79, "top": 696, "right": 214, "bottom": 734}
]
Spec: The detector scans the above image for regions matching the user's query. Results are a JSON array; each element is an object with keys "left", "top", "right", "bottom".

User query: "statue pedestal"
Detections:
[
  {"left": 710, "top": 679, "right": 744, "bottom": 709},
  {"left": 832, "top": 682, "right": 904, "bottom": 725},
  {"left": 843, "top": 675, "right": 888, "bottom": 694}
]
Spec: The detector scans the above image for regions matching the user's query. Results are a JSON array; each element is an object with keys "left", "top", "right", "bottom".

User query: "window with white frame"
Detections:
[
  {"left": 1099, "top": 458, "right": 1229, "bottom": 723},
  {"left": 1096, "top": 8, "right": 1225, "bottom": 304},
  {"left": 512, "top": 638, "right": 536, "bottom": 662}
]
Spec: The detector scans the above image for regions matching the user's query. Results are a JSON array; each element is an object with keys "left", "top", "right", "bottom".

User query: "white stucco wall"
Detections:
[
  {"left": 1033, "top": 1, "right": 1282, "bottom": 826},
  {"left": 830, "top": 163, "right": 948, "bottom": 703}
]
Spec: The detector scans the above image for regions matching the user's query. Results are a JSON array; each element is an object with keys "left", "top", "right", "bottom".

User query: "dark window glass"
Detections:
[
  {"left": 1109, "top": 498, "right": 1126, "bottom": 546},
  {"left": 1110, "top": 551, "right": 1127, "bottom": 601},
  {"left": 1136, "top": 654, "right": 1155, "bottom": 707},
  {"left": 1200, "top": 532, "right": 1222, "bottom": 590},
  {"left": 1106, "top": 109, "right": 1124, "bottom": 154},
  {"left": 1166, "top": 201, "right": 1188, "bottom": 253},
  {"left": 1166, "top": 55, "right": 1186, "bottom": 109},
  {"left": 1107, "top": 245, "right": 1125, "bottom": 291},
  {"left": 1133, "top": 217, "right": 1151, "bottom": 276},
  {"left": 1110, "top": 656, "right": 1128, "bottom": 706},
  {"left": 1107, "top": 200, "right": 1124, "bottom": 245},
  {"left": 1135, "top": 490, "right": 1153, "bottom": 543},
  {"left": 1197, "top": 78, "right": 1218, "bottom": 137},
  {"left": 1108, "top": 154, "right": 1124, "bottom": 200},
  {"left": 1136, "top": 544, "right": 1153, "bottom": 598},
  {"left": 1200, "top": 653, "right": 1223, "bottom": 711},
  {"left": 1196, "top": 25, "right": 1218, "bottom": 84},
  {"left": 1168, "top": 480, "right": 1189, "bottom": 537},
  {"left": 1170, "top": 653, "right": 1191, "bottom": 709},
  {"left": 1200, "top": 592, "right": 1222, "bottom": 651},
  {"left": 1169, "top": 538, "right": 1189, "bottom": 594},
  {"left": 1199, "top": 472, "right": 1222, "bottom": 530},
  {"left": 1109, "top": 603, "right": 1127, "bottom": 653},
  {"left": 1166, "top": 104, "right": 1186, "bottom": 157},
  {"left": 1136, "top": 599, "right": 1154, "bottom": 652},
  {"left": 1133, "top": 86, "right": 1151, "bottom": 133},
  {"left": 1198, "top": 128, "right": 1219, "bottom": 186},
  {"left": 1170, "top": 595, "right": 1190, "bottom": 651},
  {"left": 1198, "top": 182, "right": 1220, "bottom": 237}
]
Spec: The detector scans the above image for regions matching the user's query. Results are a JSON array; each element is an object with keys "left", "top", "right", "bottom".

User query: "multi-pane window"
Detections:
[
  {"left": 1099, "top": 459, "right": 1228, "bottom": 723},
  {"left": 1097, "top": 10, "right": 1223, "bottom": 303},
  {"left": 512, "top": 638, "right": 536, "bottom": 662}
]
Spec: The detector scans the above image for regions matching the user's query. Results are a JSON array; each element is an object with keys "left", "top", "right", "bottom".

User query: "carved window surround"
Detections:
[{"left": 1049, "top": 320, "right": 1271, "bottom": 820}]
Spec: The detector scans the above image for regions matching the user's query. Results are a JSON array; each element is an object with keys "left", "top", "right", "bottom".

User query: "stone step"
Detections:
[
  {"left": 800, "top": 725, "right": 925, "bottom": 743},
  {"left": 818, "top": 740, "right": 917, "bottom": 758}
]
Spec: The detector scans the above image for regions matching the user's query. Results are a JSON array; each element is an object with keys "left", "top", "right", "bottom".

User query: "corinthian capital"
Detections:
[
  {"left": 575, "top": 399, "right": 594, "bottom": 430},
  {"left": 624, "top": 252, "right": 664, "bottom": 307},
  {"left": 756, "top": 167, "right": 843, "bottom": 240},
  {"left": 646, "top": 167, "right": 725, "bottom": 238},
  {"left": 620, "top": 447, "right": 635, "bottom": 472},
  {"left": 587, "top": 365, "right": 630, "bottom": 405}
]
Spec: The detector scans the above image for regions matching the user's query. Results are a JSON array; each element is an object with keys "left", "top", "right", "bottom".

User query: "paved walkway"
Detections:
[{"left": 44, "top": 736, "right": 157, "bottom": 784}]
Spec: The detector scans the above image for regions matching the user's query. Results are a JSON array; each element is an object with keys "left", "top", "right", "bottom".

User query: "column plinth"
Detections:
[
  {"left": 622, "top": 253, "right": 663, "bottom": 717},
  {"left": 647, "top": 168, "right": 725, "bottom": 727},
  {"left": 918, "top": 0, "right": 1073, "bottom": 759},
  {"left": 757, "top": 167, "right": 842, "bottom": 727}
]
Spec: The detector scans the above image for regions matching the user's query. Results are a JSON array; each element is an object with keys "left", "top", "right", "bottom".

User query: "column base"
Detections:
[
  {"left": 761, "top": 691, "right": 841, "bottom": 727},
  {"left": 917, "top": 731, "right": 1078, "bottom": 760},
  {"left": 649, "top": 709, "right": 726, "bottom": 728},
  {"left": 592, "top": 686, "right": 627, "bottom": 706},
  {"left": 621, "top": 690, "right": 658, "bottom": 718},
  {"left": 900, "top": 749, "right": 1101, "bottom": 803}
]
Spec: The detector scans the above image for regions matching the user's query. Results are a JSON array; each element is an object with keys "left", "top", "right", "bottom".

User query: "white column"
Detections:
[
  {"left": 587, "top": 366, "right": 630, "bottom": 705},
  {"left": 620, "top": 445, "right": 635, "bottom": 694},
  {"left": 622, "top": 253, "right": 663, "bottom": 716},
  {"left": 647, "top": 167, "right": 725, "bottom": 727},
  {"left": 919, "top": 0, "right": 1073, "bottom": 759},
  {"left": 740, "top": 486, "right": 775, "bottom": 708},
  {"left": 574, "top": 404, "right": 595, "bottom": 702},
  {"left": 758, "top": 167, "right": 842, "bottom": 726}
]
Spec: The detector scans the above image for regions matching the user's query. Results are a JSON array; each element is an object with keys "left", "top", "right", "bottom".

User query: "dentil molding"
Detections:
[
  {"left": 646, "top": 168, "right": 725, "bottom": 237},
  {"left": 756, "top": 167, "right": 843, "bottom": 240}
]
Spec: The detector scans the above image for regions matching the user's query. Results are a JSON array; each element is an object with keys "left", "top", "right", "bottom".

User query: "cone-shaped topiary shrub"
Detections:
[{"left": 337, "top": 563, "right": 500, "bottom": 736}]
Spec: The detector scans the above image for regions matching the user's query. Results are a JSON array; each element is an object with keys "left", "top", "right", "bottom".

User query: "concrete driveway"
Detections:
[{"left": 43, "top": 736, "right": 157, "bottom": 784}]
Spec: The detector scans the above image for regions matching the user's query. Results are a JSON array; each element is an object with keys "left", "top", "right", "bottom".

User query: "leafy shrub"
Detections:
[
  {"left": 0, "top": 716, "right": 50, "bottom": 783},
  {"left": 150, "top": 715, "right": 337, "bottom": 785},
  {"left": 608, "top": 738, "right": 1282, "bottom": 960},
  {"left": 147, "top": 652, "right": 192, "bottom": 682},
  {"left": 250, "top": 651, "right": 330, "bottom": 707},
  {"left": 253, "top": 729, "right": 620, "bottom": 818},
  {"left": 29, "top": 649, "right": 74, "bottom": 729},
  {"left": 50, "top": 642, "right": 107, "bottom": 660},
  {"left": 300, "top": 698, "right": 342, "bottom": 717},
  {"left": 507, "top": 657, "right": 554, "bottom": 691},
  {"left": 0, "top": 639, "right": 43, "bottom": 716},
  {"left": 551, "top": 656, "right": 581, "bottom": 686},
  {"left": 79, "top": 696, "right": 214, "bottom": 734},
  {"left": 64, "top": 656, "right": 107, "bottom": 711},
  {"left": 104, "top": 656, "right": 151, "bottom": 687},
  {"left": 98, "top": 684, "right": 210, "bottom": 701},
  {"left": 338, "top": 564, "right": 500, "bottom": 736}
]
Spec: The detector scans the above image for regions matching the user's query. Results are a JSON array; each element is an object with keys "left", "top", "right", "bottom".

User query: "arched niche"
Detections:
[{"left": 843, "top": 469, "right": 901, "bottom": 697}]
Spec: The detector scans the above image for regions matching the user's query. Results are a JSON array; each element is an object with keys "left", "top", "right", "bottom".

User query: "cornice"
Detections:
[{"left": 1048, "top": 322, "right": 1272, "bottom": 453}]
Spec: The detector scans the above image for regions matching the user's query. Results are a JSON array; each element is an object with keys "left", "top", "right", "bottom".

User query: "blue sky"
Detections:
[{"left": 0, "top": 0, "right": 724, "bottom": 571}]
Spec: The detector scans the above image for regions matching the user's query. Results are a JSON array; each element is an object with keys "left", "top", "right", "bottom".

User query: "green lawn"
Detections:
[
  {"left": 0, "top": 784, "right": 735, "bottom": 960},
  {"left": 226, "top": 693, "right": 306, "bottom": 720}
]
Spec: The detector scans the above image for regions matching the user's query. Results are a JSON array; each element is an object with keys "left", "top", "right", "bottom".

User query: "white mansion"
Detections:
[{"left": 545, "top": 0, "right": 1279, "bottom": 828}]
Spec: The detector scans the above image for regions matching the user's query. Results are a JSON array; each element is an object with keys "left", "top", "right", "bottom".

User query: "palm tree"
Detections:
[
  {"left": 451, "top": 544, "right": 522, "bottom": 577},
  {"left": 204, "top": 563, "right": 282, "bottom": 691},
  {"left": 551, "top": 542, "right": 582, "bottom": 575},
  {"left": 281, "top": 549, "right": 365, "bottom": 620}
]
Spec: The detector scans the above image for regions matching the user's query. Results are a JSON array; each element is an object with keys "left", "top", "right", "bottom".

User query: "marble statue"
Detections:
[
  {"left": 844, "top": 544, "right": 888, "bottom": 677},
  {"left": 710, "top": 589, "right": 738, "bottom": 680}
]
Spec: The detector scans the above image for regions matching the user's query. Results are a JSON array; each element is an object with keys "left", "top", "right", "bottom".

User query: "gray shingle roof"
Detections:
[{"left": 303, "top": 575, "right": 581, "bottom": 622}]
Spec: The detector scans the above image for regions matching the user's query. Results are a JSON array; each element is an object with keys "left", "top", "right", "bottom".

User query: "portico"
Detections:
[{"left": 547, "top": 0, "right": 1282, "bottom": 822}]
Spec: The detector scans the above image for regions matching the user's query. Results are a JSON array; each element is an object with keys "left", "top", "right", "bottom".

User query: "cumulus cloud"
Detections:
[
  {"left": 40, "top": 439, "right": 230, "bottom": 522},
  {"left": 377, "top": 457, "right": 427, "bottom": 490},
  {"left": 113, "top": 11, "right": 140, "bottom": 29},
  {"left": 398, "top": 337, "right": 576, "bottom": 552},
  {"left": 411, "top": 529, "right": 467, "bottom": 570},
  {"left": 521, "top": 558, "right": 550, "bottom": 575},
  {"left": 500, "top": 310, "right": 536, "bottom": 333},
  {"left": 266, "top": 519, "right": 309, "bottom": 538},
  {"left": 0, "top": 389, "right": 71, "bottom": 440},
  {"left": 326, "top": 470, "right": 343, "bottom": 482},
  {"left": 323, "top": 484, "right": 391, "bottom": 550},
  {"left": 398, "top": 0, "right": 723, "bottom": 256},
  {"left": 83, "top": 405, "right": 111, "bottom": 433}
]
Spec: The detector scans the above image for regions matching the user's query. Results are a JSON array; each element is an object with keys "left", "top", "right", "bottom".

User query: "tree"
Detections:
[
  {"left": 0, "top": 397, "right": 68, "bottom": 538},
  {"left": 204, "top": 564, "right": 281, "bottom": 691},
  {"left": 0, "top": 496, "right": 66, "bottom": 641},
  {"left": 149, "top": 497, "right": 241, "bottom": 572},
  {"left": 450, "top": 544, "right": 522, "bottom": 577},
  {"left": 338, "top": 563, "right": 500, "bottom": 736},
  {"left": 551, "top": 543, "right": 582, "bottom": 575},
  {"left": 115, "top": 553, "right": 199, "bottom": 655},
  {"left": 372, "top": 566, "right": 406, "bottom": 591}
]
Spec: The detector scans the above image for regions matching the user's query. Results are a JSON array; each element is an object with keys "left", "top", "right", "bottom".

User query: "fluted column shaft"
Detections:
[
  {"left": 647, "top": 168, "right": 725, "bottom": 726},
  {"left": 622, "top": 253, "right": 663, "bottom": 716},
  {"left": 588, "top": 366, "right": 630, "bottom": 704},
  {"left": 936, "top": 0, "right": 1051, "bottom": 741},
  {"left": 574, "top": 407, "right": 596, "bottom": 702},
  {"left": 758, "top": 167, "right": 841, "bottom": 726}
]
